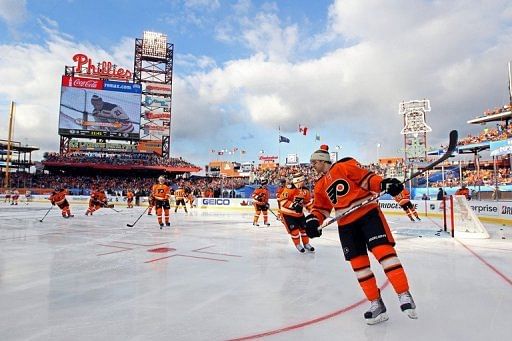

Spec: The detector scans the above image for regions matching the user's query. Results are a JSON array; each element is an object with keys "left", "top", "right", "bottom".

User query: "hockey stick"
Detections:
[
  {"left": 268, "top": 207, "right": 279, "bottom": 219},
  {"left": 126, "top": 207, "right": 149, "bottom": 227},
  {"left": 319, "top": 130, "right": 458, "bottom": 230},
  {"left": 107, "top": 206, "right": 122, "bottom": 213},
  {"left": 39, "top": 206, "right": 53, "bottom": 222}
]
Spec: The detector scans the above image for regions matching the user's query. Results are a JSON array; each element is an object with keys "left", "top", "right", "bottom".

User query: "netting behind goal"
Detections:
[{"left": 445, "top": 195, "right": 490, "bottom": 239}]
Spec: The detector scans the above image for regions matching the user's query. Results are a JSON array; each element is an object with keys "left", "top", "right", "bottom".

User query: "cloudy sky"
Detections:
[{"left": 1, "top": 0, "right": 512, "bottom": 167}]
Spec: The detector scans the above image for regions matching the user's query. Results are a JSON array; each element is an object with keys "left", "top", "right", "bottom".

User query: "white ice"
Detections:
[{"left": 0, "top": 202, "right": 511, "bottom": 341}]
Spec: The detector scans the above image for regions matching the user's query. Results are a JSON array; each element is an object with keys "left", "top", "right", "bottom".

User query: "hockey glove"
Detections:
[
  {"left": 291, "top": 198, "right": 304, "bottom": 213},
  {"left": 264, "top": 203, "right": 270, "bottom": 210},
  {"left": 305, "top": 214, "right": 322, "bottom": 238},
  {"left": 381, "top": 178, "right": 404, "bottom": 197}
]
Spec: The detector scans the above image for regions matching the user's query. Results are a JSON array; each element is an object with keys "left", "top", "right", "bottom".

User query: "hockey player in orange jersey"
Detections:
[
  {"left": 305, "top": 145, "right": 417, "bottom": 325},
  {"left": 275, "top": 178, "right": 287, "bottom": 221},
  {"left": 278, "top": 173, "right": 314, "bottom": 253},
  {"left": 126, "top": 190, "right": 134, "bottom": 208},
  {"left": 174, "top": 186, "right": 188, "bottom": 213},
  {"left": 252, "top": 179, "right": 270, "bottom": 227},
  {"left": 85, "top": 187, "right": 108, "bottom": 216},
  {"left": 151, "top": 176, "right": 171, "bottom": 228},
  {"left": 394, "top": 188, "right": 420, "bottom": 222},
  {"left": 49, "top": 188, "right": 73, "bottom": 218}
]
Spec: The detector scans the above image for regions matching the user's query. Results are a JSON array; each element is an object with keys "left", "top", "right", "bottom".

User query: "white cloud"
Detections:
[
  {"left": 202, "top": 0, "right": 512, "bottom": 160},
  {"left": 184, "top": 0, "right": 220, "bottom": 11},
  {"left": 0, "top": 0, "right": 27, "bottom": 25}
]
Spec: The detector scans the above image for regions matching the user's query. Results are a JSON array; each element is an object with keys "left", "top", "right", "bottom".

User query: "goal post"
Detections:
[{"left": 444, "top": 195, "right": 490, "bottom": 239}]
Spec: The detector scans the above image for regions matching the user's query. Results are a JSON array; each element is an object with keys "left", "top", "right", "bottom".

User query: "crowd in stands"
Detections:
[
  {"left": 483, "top": 104, "right": 512, "bottom": 116},
  {"left": 43, "top": 152, "right": 199, "bottom": 169},
  {"left": 458, "top": 122, "right": 512, "bottom": 145},
  {"left": 3, "top": 172, "right": 248, "bottom": 198},
  {"left": 3, "top": 158, "right": 512, "bottom": 199}
]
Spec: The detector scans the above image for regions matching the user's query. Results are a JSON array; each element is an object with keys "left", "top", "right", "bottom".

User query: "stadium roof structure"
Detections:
[
  {"left": 42, "top": 161, "right": 201, "bottom": 175},
  {"left": 456, "top": 141, "right": 490, "bottom": 154},
  {"left": 428, "top": 141, "right": 490, "bottom": 157},
  {"left": 0, "top": 140, "right": 39, "bottom": 171},
  {"left": 467, "top": 110, "right": 512, "bottom": 125}
]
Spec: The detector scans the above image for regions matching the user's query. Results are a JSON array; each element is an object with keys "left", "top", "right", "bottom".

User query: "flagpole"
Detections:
[{"left": 278, "top": 125, "right": 281, "bottom": 169}]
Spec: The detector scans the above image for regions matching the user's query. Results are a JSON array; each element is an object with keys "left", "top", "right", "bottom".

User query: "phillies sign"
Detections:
[{"left": 72, "top": 53, "right": 132, "bottom": 81}]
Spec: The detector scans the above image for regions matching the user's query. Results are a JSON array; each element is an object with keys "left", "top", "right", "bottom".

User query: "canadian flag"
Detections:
[{"left": 299, "top": 124, "right": 308, "bottom": 136}]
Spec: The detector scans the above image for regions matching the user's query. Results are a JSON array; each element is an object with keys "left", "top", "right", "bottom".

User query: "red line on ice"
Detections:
[
  {"left": 457, "top": 239, "right": 512, "bottom": 286},
  {"left": 227, "top": 280, "right": 390, "bottom": 340}
]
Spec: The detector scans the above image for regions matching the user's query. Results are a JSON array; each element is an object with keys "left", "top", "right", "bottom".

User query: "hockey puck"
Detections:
[{"left": 418, "top": 235, "right": 422, "bottom": 238}]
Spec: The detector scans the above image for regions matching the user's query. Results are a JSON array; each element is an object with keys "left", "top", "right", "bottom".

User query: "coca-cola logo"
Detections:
[{"left": 73, "top": 78, "right": 100, "bottom": 88}]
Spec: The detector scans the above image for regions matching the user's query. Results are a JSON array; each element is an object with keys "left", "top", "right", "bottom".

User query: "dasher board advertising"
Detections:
[{"left": 58, "top": 76, "right": 142, "bottom": 140}]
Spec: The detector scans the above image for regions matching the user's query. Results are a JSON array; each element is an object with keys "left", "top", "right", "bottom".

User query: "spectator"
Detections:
[
  {"left": 421, "top": 193, "right": 430, "bottom": 200},
  {"left": 436, "top": 188, "right": 446, "bottom": 201},
  {"left": 455, "top": 184, "right": 471, "bottom": 200}
]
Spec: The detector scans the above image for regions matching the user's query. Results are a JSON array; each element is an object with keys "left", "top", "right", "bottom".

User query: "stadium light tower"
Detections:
[
  {"left": 134, "top": 31, "right": 174, "bottom": 158},
  {"left": 399, "top": 99, "right": 432, "bottom": 180}
]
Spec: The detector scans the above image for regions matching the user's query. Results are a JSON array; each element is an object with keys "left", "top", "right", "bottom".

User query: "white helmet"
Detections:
[
  {"left": 292, "top": 172, "right": 305, "bottom": 184},
  {"left": 158, "top": 175, "right": 166, "bottom": 184}
]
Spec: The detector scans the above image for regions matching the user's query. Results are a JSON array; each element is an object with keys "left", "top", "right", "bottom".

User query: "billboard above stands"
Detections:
[
  {"left": 137, "top": 140, "right": 162, "bottom": 155},
  {"left": 145, "top": 82, "right": 172, "bottom": 96},
  {"left": 142, "top": 122, "right": 170, "bottom": 138},
  {"left": 490, "top": 138, "right": 512, "bottom": 156},
  {"left": 58, "top": 76, "right": 142, "bottom": 140},
  {"left": 143, "top": 109, "right": 170, "bottom": 121},
  {"left": 69, "top": 139, "right": 138, "bottom": 153},
  {"left": 286, "top": 153, "right": 298, "bottom": 165}
]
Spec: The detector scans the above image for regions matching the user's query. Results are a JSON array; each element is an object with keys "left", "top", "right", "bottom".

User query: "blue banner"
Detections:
[
  {"left": 103, "top": 80, "right": 142, "bottom": 93},
  {"left": 490, "top": 138, "right": 512, "bottom": 156}
]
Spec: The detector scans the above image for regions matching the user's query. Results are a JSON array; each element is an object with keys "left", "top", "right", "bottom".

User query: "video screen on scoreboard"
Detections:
[{"left": 58, "top": 76, "right": 142, "bottom": 140}]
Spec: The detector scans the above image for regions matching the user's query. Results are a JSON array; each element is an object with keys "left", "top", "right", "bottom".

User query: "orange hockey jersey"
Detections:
[
  {"left": 49, "top": 189, "right": 68, "bottom": 206},
  {"left": 152, "top": 184, "right": 170, "bottom": 201},
  {"left": 310, "top": 157, "right": 382, "bottom": 226},
  {"left": 252, "top": 187, "right": 270, "bottom": 205},
  {"left": 278, "top": 186, "right": 313, "bottom": 218},
  {"left": 90, "top": 190, "right": 107, "bottom": 205},
  {"left": 394, "top": 188, "right": 411, "bottom": 206},
  {"left": 174, "top": 188, "right": 186, "bottom": 200}
]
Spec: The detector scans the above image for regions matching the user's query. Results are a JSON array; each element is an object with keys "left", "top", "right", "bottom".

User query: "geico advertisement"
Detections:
[{"left": 200, "top": 198, "right": 278, "bottom": 208}]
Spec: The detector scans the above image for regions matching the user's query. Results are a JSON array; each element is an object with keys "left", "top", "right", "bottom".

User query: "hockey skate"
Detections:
[
  {"left": 416, "top": 217, "right": 421, "bottom": 221},
  {"left": 165, "top": 222, "right": 171, "bottom": 227},
  {"left": 409, "top": 217, "right": 415, "bottom": 222},
  {"left": 398, "top": 291, "right": 418, "bottom": 319},
  {"left": 159, "top": 223, "right": 164, "bottom": 230},
  {"left": 304, "top": 243, "right": 315, "bottom": 252},
  {"left": 264, "top": 222, "right": 270, "bottom": 227},
  {"left": 252, "top": 222, "right": 260, "bottom": 227},
  {"left": 296, "top": 244, "right": 305, "bottom": 253},
  {"left": 364, "top": 298, "right": 389, "bottom": 325}
]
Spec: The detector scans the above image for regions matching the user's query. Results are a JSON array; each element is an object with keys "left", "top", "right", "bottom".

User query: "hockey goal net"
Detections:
[{"left": 444, "top": 195, "right": 489, "bottom": 238}]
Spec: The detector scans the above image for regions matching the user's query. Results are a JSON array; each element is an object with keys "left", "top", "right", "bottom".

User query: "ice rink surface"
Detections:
[{"left": 0, "top": 202, "right": 511, "bottom": 341}]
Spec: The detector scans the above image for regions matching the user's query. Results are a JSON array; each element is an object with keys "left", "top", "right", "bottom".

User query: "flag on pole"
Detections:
[
  {"left": 315, "top": 134, "right": 320, "bottom": 141},
  {"left": 279, "top": 135, "right": 290, "bottom": 143},
  {"left": 299, "top": 124, "right": 308, "bottom": 136}
]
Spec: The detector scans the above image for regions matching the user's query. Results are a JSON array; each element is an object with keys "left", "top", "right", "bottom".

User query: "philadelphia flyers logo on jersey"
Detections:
[{"left": 326, "top": 179, "right": 350, "bottom": 204}]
